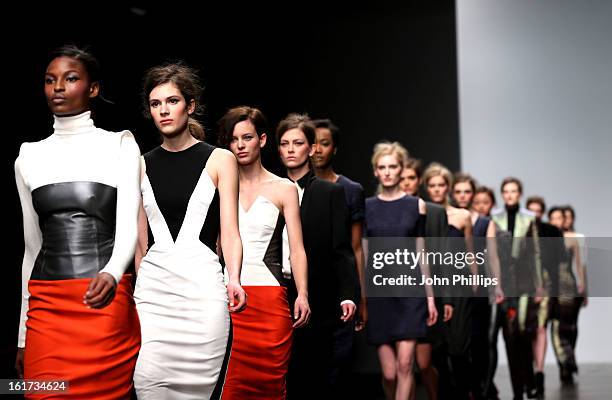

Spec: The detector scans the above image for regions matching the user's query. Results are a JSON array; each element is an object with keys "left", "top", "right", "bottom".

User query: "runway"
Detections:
[{"left": 495, "top": 364, "right": 612, "bottom": 400}]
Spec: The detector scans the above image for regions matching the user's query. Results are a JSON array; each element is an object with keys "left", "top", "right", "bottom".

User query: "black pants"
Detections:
[
  {"left": 447, "top": 297, "right": 474, "bottom": 400},
  {"left": 484, "top": 302, "right": 503, "bottom": 399},
  {"left": 501, "top": 296, "right": 538, "bottom": 399},
  {"left": 288, "top": 324, "right": 335, "bottom": 400},
  {"left": 330, "top": 319, "right": 355, "bottom": 391},
  {"left": 471, "top": 297, "right": 493, "bottom": 400}
]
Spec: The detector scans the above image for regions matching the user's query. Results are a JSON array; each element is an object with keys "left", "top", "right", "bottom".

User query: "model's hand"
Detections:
[
  {"left": 227, "top": 281, "right": 247, "bottom": 313},
  {"left": 443, "top": 304, "right": 454, "bottom": 322},
  {"left": 495, "top": 286, "right": 505, "bottom": 304},
  {"left": 340, "top": 302, "right": 356, "bottom": 322},
  {"left": 293, "top": 294, "right": 311, "bottom": 328},
  {"left": 15, "top": 347, "right": 24, "bottom": 378},
  {"left": 84, "top": 272, "right": 117, "bottom": 308},
  {"left": 427, "top": 297, "right": 438, "bottom": 326},
  {"left": 355, "top": 296, "right": 368, "bottom": 331},
  {"left": 534, "top": 287, "right": 546, "bottom": 304}
]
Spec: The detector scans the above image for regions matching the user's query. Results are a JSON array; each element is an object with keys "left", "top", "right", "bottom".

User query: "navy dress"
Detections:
[{"left": 365, "top": 195, "right": 427, "bottom": 345}]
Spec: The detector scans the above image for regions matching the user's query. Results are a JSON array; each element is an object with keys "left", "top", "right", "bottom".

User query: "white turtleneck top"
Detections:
[{"left": 14, "top": 111, "right": 141, "bottom": 348}]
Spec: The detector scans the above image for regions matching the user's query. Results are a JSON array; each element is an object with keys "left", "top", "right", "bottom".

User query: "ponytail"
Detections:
[{"left": 188, "top": 117, "right": 205, "bottom": 140}]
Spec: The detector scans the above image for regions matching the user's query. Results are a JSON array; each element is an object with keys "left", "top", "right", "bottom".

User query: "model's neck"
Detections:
[
  {"left": 238, "top": 159, "right": 266, "bottom": 183},
  {"left": 287, "top": 163, "right": 311, "bottom": 182},
  {"left": 314, "top": 165, "right": 338, "bottom": 183},
  {"left": 53, "top": 110, "right": 95, "bottom": 135},
  {"left": 161, "top": 131, "right": 198, "bottom": 152},
  {"left": 434, "top": 197, "right": 449, "bottom": 208},
  {"left": 505, "top": 203, "right": 520, "bottom": 212},
  {"left": 470, "top": 210, "right": 480, "bottom": 224},
  {"left": 379, "top": 185, "right": 405, "bottom": 200}
]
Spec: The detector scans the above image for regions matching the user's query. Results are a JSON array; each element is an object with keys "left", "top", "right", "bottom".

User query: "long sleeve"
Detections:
[
  {"left": 15, "top": 146, "right": 43, "bottom": 348},
  {"left": 330, "top": 185, "right": 357, "bottom": 303},
  {"left": 99, "top": 132, "right": 142, "bottom": 283}
]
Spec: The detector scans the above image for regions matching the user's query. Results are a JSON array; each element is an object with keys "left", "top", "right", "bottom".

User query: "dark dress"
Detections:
[
  {"left": 336, "top": 175, "right": 365, "bottom": 223},
  {"left": 446, "top": 224, "right": 476, "bottom": 399},
  {"left": 365, "top": 195, "right": 427, "bottom": 345},
  {"left": 446, "top": 224, "right": 473, "bottom": 356}
]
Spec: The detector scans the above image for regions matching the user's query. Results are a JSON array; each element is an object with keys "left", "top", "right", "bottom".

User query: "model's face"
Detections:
[
  {"left": 472, "top": 193, "right": 494, "bottom": 216},
  {"left": 313, "top": 128, "right": 335, "bottom": 169},
  {"left": 400, "top": 168, "right": 420, "bottom": 196},
  {"left": 45, "top": 56, "right": 99, "bottom": 116},
  {"left": 427, "top": 175, "right": 448, "bottom": 204},
  {"left": 563, "top": 210, "right": 574, "bottom": 230},
  {"left": 453, "top": 182, "right": 474, "bottom": 209},
  {"left": 229, "top": 120, "right": 265, "bottom": 165},
  {"left": 527, "top": 203, "right": 544, "bottom": 220},
  {"left": 502, "top": 182, "right": 521, "bottom": 207},
  {"left": 374, "top": 154, "right": 402, "bottom": 189},
  {"left": 148, "top": 82, "right": 194, "bottom": 138},
  {"left": 549, "top": 210, "right": 565, "bottom": 229},
  {"left": 278, "top": 128, "right": 314, "bottom": 169}
]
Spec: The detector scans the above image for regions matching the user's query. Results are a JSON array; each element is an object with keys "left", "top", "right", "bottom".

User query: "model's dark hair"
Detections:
[
  {"left": 548, "top": 206, "right": 565, "bottom": 220},
  {"left": 217, "top": 106, "right": 268, "bottom": 148},
  {"left": 475, "top": 186, "right": 496, "bottom": 206},
  {"left": 500, "top": 176, "right": 523, "bottom": 194},
  {"left": 276, "top": 113, "right": 316, "bottom": 145},
  {"left": 453, "top": 172, "right": 477, "bottom": 194},
  {"left": 405, "top": 158, "right": 423, "bottom": 178},
  {"left": 563, "top": 205, "right": 576, "bottom": 219},
  {"left": 526, "top": 196, "right": 546, "bottom": 213},
  {"left": 562, "top": 205, "right": 576, "bottom": 230},
  {"left": 49, "top": 44, "right": 101, "bottom": 83},
  {"left": 142, "top": 62, "right": 205, "bottom": 140},
  {"left": 312, "top": 118, "right": 340, "bottom": 147}
]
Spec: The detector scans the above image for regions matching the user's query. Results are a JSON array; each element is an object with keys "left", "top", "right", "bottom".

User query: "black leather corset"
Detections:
[{"left": 30, "top": 182, "right": 117, "bottom": 280}]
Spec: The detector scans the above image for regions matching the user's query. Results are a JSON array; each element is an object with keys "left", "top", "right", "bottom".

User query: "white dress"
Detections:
[{"left": 134, "top": 142, "right": 230, "bottom": 399}]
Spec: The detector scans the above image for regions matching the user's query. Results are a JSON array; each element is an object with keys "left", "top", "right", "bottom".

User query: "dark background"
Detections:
[{"left": 3, "top": 2, "right": 459, "bottom": 390}]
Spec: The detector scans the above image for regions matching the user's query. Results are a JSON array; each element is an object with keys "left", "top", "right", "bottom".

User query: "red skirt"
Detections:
[
  {"left": 222, "top": 286, "right": 293, "bottom": 400},
  {"left": 24, "top": 276, "right": 140, "bottom": 399}
]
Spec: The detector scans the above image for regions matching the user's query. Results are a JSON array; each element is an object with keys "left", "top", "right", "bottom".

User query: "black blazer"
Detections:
[
  {"left": 425, "top": 202, "right": 449, "bottom": 238},
  {"left": 424, "top": 202, "right": 452, "bottom": 304},
  {"left": 296, "top": 171, "right": 357, "bottom": 328}
]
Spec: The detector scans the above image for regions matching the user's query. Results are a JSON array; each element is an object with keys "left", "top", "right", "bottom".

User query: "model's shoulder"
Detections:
[
  {"left": 337, "top": 175, "right": 364, "bottom": 191},
  {"left": 520, "top": 208, "right": 536, "bottom": 218},
  {"left": 209, "top": 146, "right": 233, "bottom": 160},
  {"left": 365, "top": 195, "right": 379, "bottom": 205},
  {"left": 477, "top": 215, "right": 491, "bottom": 224},
  {"left": 309, "top": 175, "right": 332, "bottom": 190},
  {"left": 272, "top": 177, "right": 297, "bottom": 190},
  {"left": 16, "top": 139, "right": 49, "bottom": 162},
  {"left": 491, "top": 208, "right": 505, "bottom": 218},
  {"left": 426, "top": 201, "right": 444, "bottom": 211},
  {"left": 95, "top": 128, "right": 137, "bottom": 146},
  {"left": 459, "top": 207, "right": 472, "bottom": 219}
]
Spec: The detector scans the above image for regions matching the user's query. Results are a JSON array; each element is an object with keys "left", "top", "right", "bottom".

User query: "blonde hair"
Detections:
[
  {"left": 423, "top": 162, "right": 453, "bottom": 188},
  {"left": 370, "top": 141, "right": 409, "bottom": 171},
  {"left": 371, "top": 141, "right": 409, "bottom": 194}
]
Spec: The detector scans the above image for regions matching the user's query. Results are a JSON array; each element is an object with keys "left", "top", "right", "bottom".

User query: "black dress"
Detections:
[{"left": 365, "top": 195, "right": 427, "bottom": 345}]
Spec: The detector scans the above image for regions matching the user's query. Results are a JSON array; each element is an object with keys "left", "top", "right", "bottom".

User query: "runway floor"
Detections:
[
  {"left": 349, "top": 364, "right": 612, "bottom": 399},
  {"left": 495, "top": 363, "right": 612, "bottom": 400}
]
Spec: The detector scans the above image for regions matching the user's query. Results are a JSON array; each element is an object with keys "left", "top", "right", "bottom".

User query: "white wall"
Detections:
[{"left": 457, "top": 0, "right": 612, "bottom": 364}]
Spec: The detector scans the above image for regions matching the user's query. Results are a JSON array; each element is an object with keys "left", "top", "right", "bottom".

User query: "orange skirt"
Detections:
[
  {"left": 24, "top": 276, "right": 140, "bottom": 399},
  {"left": 222, "top": 286, "right": 293, "bottom": 400}
]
